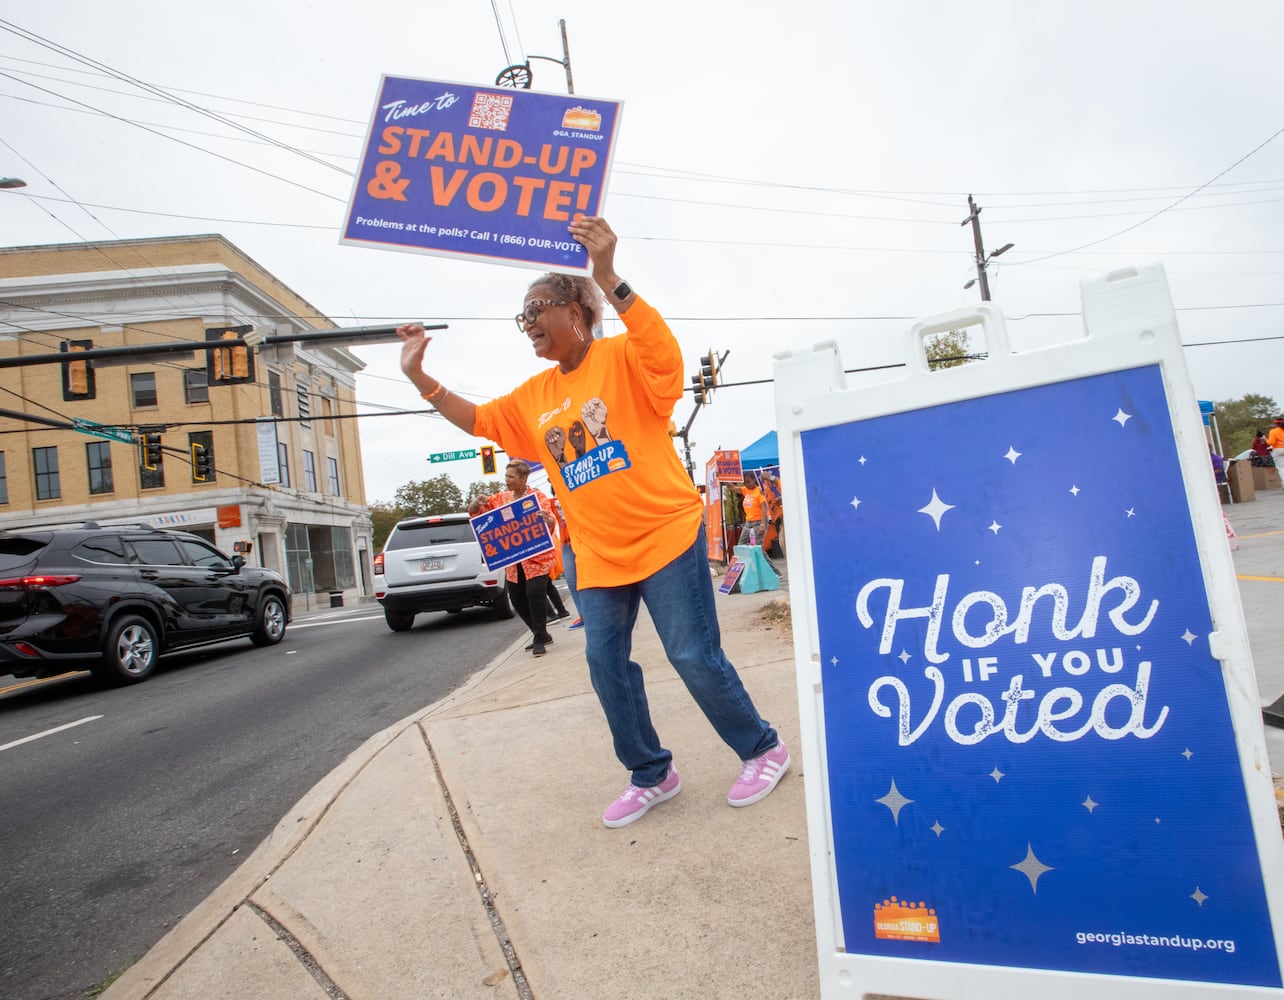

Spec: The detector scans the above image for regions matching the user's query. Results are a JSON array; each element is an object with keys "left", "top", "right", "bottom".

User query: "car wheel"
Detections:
[
  {"left": 385, "top": 607, "right": 415, "bottom": 632},
  {"left": 94, "top": 615, "right": 159, "bottom": 685},
  {"left": 490, "top": 582, "right": 515, "bottom": 620},
  {"left": 250, "top": 594, "right": 288, "bottom": 647}
]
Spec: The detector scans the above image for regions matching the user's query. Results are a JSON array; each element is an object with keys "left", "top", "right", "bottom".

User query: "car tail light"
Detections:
[
  {"left": 0, "top": 575, "right": 82, "bottom": 589},
  {"left": 12, "top": 641, "right": 40, "bottom": 657},
  {"left": 373, "top": 552, "right": 385, "bottom": 573}
]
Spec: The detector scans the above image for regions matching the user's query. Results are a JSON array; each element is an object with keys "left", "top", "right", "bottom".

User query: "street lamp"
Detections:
[
  {"left": 495, "top": 19, "right": 575, "bottom": 94},
  {"left": 0, "top": 177, "right": 27, "bottom": 190}
]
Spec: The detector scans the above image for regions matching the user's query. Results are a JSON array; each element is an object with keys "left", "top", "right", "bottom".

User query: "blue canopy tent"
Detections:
[{"left": 740, "top": 430, "right": 778, "bottom": 470}]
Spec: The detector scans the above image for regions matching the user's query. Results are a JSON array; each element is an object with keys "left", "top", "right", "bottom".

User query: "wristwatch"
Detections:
[{"left": 611, "top": 279, "right": 633, "bottom": 302}]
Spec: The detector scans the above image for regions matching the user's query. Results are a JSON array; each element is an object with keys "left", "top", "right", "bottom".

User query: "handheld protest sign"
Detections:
[
  {"left": 470, "top": 494, "right": 553, "bottom": 572},
  {"left": 341, "top": 75, "right": 622, "bottom": 272},
  {"left": 774, "top": 265, "right": 1284, "bottom": 999}
]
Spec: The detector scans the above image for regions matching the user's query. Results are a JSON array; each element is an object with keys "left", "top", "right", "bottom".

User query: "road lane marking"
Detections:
[
  {"left": 1237, "top": 575, "right": 1284, "bottom": 583},
  {"left": 0, "top": 671, "right": 92, "bottom": 696},
  {"left": 0, "top": 715, "right": 103, "bottom": 753},
  {"left": 289, "top": 614, "right": 386, "bottom": 630}
]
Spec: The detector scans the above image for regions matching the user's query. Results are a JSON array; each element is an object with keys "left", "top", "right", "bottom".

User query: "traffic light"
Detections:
[
  {"left": 691, "top": 372, "right": 707, "bottom": 404},
  {"left": 206, "top": 325, "right": 256, "bottom": 385},
  {"left": 690, "top": 349, "right": 719, "bottom": 404},
  {"left": 191, "top": 443, "right": 214, "bottom": 482},
  {"left": 700, "top": 350, "right": 718, "bottom": 390},
  {"left": 480, "top": 446, "right": 496, "bottom": 475},
  {"left": 142, "top": 433, "right": 163, "bottom": 470},
  {"left": 60, "top": 339, "right": 95, "bottom": 400}
]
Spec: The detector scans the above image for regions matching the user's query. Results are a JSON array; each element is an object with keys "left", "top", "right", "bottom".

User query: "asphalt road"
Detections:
[{"left": 0, "top": 602, "right": 524, "bottom": 1000}]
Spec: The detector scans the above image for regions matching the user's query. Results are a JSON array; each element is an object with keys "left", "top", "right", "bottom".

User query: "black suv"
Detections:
[{"left": 0, "top": 522, "right": 292, "bottom": 685}]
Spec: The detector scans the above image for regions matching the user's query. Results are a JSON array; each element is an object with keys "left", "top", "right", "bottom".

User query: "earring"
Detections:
[{"left": 574, "top": 324, "right": 586, "bottom": 342}]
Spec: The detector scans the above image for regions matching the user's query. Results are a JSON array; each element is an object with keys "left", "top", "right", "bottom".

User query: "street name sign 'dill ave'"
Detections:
[
  {"left": 773, "top": 265, "right": 1284, "bottom": 999},
  {"left": 429, "top": 449, "right": 477, "bottom": 463},
  {"left": 341, "top": 75, "right": 622, "bottom": 273}
]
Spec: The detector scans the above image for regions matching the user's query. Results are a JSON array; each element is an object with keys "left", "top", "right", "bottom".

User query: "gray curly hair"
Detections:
[{"left": 528, "top": 272, "right": 603, "bottom": 331}]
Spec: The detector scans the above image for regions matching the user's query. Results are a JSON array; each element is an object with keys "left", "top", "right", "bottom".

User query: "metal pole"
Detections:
[
  {"left": 559, "top": 20, "right": 574, "bottom": 94},
  {"left": 966, "top": 194, "right": 991, "bottom": 301}
]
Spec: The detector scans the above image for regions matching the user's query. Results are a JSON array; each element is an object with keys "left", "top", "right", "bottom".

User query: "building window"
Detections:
[
  {"left": 184, "top": 369, "right": 209, "bottom": 404},
  {"left": 33, "top": 446, "right": 60, "bottom": 500},
  {"left": 327, "top": 456, "right": 340, "bottom": 495},
  {"left": 140, "top": 443, "right": 165, "bottom": 490},
  {"left": 278, "top": 442, "right": 290, "bottom": 487},
  {"left": 86, "top": 440, "right": 114, "bottom": 495},
  {"left": 297, "top": 376, "right": 311, "bottom": 428},
  {"left": 303, "top": 449, "right": 317, "bottom": 492},
  {"left": 0, "top": 451, "right": 8, "bottom": 504},
  {"left": 269, "top": 371, "right": 284, "bottom": 417},
  {"left": 322, "top": 396, "right": 335, "bottom": 435},
  {"left": 131, "top": 372, "right": 158, "bottom": 407},
  {"left": 189, "top": 430, "right": 215, "bottom": 484}
]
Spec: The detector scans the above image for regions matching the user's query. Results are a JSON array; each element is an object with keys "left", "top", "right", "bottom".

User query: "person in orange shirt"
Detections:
[
  {"left": 1267, "top": 418, "right": 1284, "bottom": 471},
  {"left": 469, "top": 460, "right": 557, "bottom": 656},
  {"left": 397, "top": 216, "right": 787, "bottom": 829},
  {"left": 735, "top": 471, "right": 769, "bottom": 545}
]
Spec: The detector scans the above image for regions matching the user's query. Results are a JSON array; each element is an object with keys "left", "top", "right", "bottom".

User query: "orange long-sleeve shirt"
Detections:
[{"left": 474, "top": 296, "right": 703, "bottom": 588}]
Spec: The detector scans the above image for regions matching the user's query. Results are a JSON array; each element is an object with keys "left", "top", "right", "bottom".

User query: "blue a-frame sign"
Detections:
[{"left": 774, "top": 265, "right": 1284, "bottom": 999}]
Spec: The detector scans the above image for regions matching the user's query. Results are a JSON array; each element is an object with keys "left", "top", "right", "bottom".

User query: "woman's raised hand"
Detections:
[{"left": 396, "top": 323, "right": 432, "bottom": 383}]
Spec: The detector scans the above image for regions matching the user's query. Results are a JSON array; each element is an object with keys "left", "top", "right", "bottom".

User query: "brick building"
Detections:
[{"left": 0, "top": 234, "right": 374, "bottom": 607}]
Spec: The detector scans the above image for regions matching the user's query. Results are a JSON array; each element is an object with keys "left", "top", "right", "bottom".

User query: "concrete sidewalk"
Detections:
[
  {"left": 103, "top": 580, "right": 813, "bottom": 1000},
  {"left": 103, "top": 486, "right": 1284, "bottom": 1000}
]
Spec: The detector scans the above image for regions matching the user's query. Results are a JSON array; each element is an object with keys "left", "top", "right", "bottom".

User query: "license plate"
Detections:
[{"left": 419, "top": 557, "right": 444, "bottom": 572}]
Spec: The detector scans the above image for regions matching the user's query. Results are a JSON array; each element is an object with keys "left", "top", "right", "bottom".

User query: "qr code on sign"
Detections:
[{"left": 469, "top": 92, "right": 514, "bottom": 131}]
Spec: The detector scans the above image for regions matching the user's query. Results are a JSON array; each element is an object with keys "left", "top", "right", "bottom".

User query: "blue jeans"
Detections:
[
  {"left": 561, "top": 541, "right": 581, "bottom": 618},
  {"left": 575, "top": 523, "right": 778, "bottom": 787}
]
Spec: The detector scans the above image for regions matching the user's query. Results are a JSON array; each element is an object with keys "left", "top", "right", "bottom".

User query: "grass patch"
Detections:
[{"left": 86, "top": 965, "right": 130, "bottom": 998}]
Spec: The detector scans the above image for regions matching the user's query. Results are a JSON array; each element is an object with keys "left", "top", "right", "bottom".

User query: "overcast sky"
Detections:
[{"left": 2, "top": 1, "right": 1282, "bottom": 502}]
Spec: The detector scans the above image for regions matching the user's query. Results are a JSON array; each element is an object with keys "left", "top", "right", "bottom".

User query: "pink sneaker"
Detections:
[
  {"left": 602, "top": 767, "right": 681, "bottom": 828},
  {"left": 727, "top": 741, "right": 790, "bottom": 807}
]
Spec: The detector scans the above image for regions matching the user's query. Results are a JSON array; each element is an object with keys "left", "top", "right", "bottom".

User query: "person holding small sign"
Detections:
[
  {"left": 735, "top": 470, "right": 770, "bottom": 546},
  {"left": 468, "top": 459, "right": 557, "bottom": 656},
  {"left": 397, "top": 216, "right": 788, "bottom": 829}
]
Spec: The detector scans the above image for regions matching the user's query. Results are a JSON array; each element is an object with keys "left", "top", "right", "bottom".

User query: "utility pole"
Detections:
[
  {"left": 961, "top": 194, "right": 1014, "bottom": 301},
  {"left": 558, "top": 20, "right": 574, "bottom": 94}
]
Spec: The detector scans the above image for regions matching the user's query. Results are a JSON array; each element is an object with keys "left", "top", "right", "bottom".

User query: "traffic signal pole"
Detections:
[{"left": 0, "top": 324, "right": 449, "bottom": 371}]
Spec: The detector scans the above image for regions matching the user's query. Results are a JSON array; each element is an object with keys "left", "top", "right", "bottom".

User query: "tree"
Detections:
[
  {"left": 924, "top": 329, "right": 979, "bottom": 371},
  {"left": 1211, "top": 393, "right": 1279, "bottom": 458},
  {"left": 465, "top": 479, "right": 504, "bottom": 507},
  {"left": 369, "top": 500, "right": 404, "bottom": 552},
  {"left": 392, "top": 474, "right": 464, "bottom": 517}
]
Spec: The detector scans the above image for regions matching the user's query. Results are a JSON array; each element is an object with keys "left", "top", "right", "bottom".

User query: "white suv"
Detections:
[{"left": 373, "top": 513, "right": 514, "bottom": 631}]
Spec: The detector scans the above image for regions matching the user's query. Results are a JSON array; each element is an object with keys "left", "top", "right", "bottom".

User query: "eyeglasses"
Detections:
[{"left": 514, "top": 299, "right": 568, "bottom": 330}]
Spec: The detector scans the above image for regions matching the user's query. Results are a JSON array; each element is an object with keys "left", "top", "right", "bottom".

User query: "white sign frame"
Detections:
[{"left": 773, "top": 264, "right": 1284, "bottom": 999}]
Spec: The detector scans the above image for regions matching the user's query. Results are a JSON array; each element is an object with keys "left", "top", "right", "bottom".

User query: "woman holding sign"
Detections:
[
  {"left": 468, "top": 459, "right": 556, "bottom": 657},
  {"left": 397, "top": 216, "right": 787, "bottom": 829}
]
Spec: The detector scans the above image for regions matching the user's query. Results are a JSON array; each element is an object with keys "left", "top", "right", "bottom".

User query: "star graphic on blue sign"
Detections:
[
  {"left": 876, "top": 780, "right": 913, "bottom": 825},
  {"left": 917, "top": 489, "right": 955, "bottom": 531},
  {"left": 1011, "top": 844, "right": 1054, "bottom": 893}
]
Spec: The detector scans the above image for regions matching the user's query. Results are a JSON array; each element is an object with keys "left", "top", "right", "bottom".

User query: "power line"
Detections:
[
  {"left": 1010, "top": 126, "right": 1284, "bottom": 267},
  {"left": 0, "top": 70, "right": 347, "bottom": 202},
  {"left": 0, "top": 19, "right": 349, "bottom": 176}
]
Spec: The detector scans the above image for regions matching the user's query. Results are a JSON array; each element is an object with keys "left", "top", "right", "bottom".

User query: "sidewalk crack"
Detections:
[
  {"left": 244, "top": 900, "right": 351, "bottom": 999},
  {"left": 419, "top": 724, "right": 535, "bottom": 1000}
]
